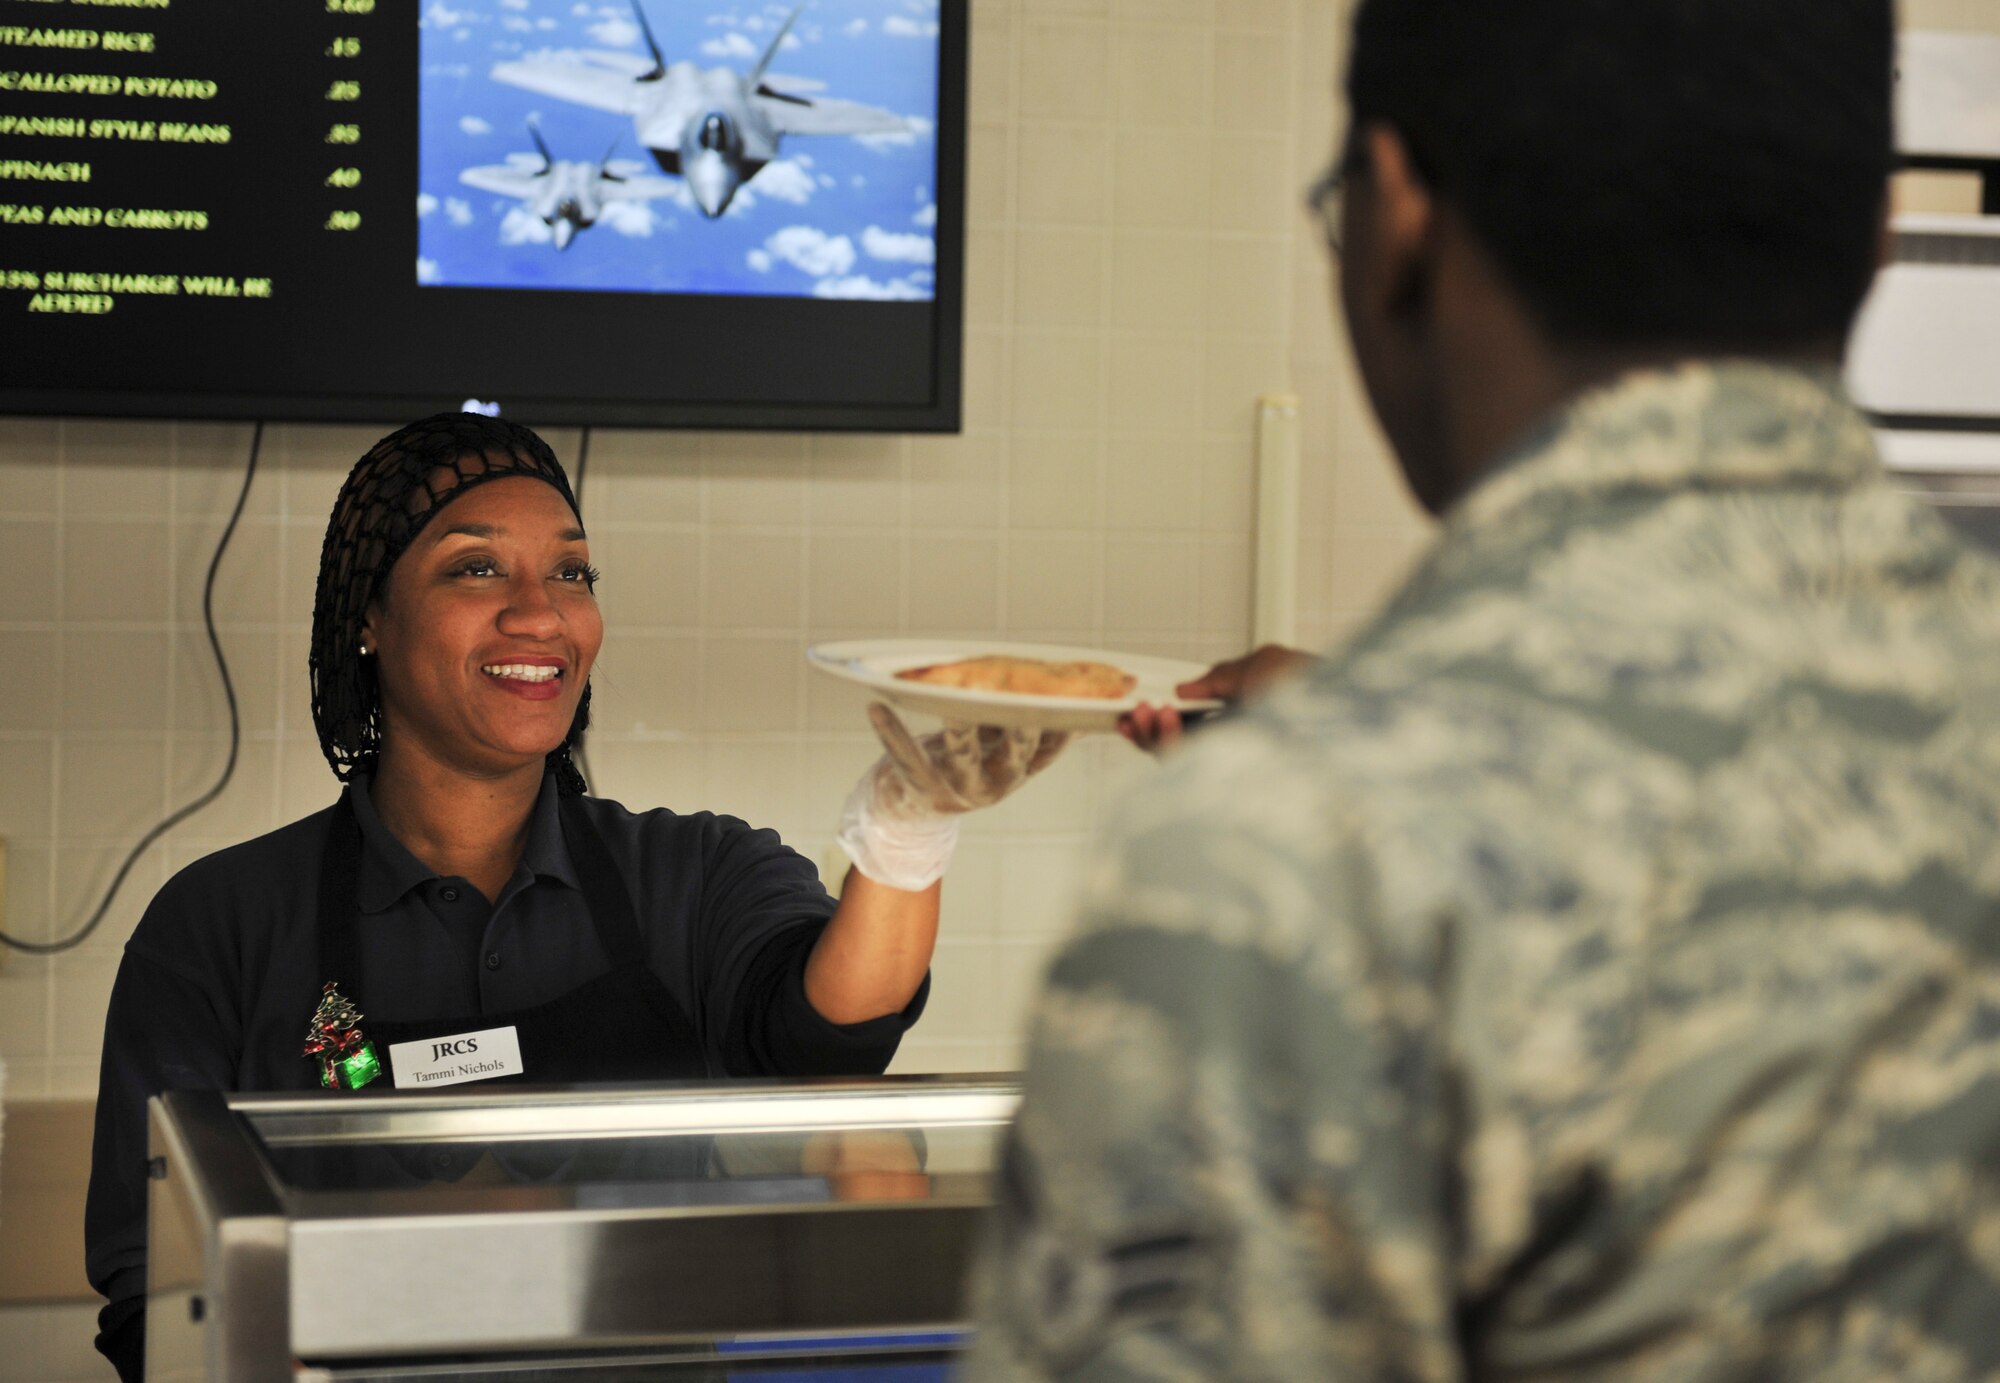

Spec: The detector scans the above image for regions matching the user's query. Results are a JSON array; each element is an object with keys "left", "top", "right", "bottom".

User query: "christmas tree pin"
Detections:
[{"left": 303, "top": 981, "right": 381, "bottom": 1090}]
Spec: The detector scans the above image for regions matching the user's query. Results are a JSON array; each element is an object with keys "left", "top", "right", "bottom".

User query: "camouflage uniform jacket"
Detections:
[{"left": 966, "top": 363, "right": 2000, "bottom": 1382}]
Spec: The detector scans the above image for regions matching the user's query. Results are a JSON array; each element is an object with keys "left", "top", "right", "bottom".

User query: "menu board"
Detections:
[{"left": 0, "top": 0, "right": 965, "bottom": 430}]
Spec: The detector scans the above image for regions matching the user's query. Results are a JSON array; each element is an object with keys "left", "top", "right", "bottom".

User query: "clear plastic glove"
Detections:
[{"left": 836, "top": 702, "right": 1070, "bottom": 892}]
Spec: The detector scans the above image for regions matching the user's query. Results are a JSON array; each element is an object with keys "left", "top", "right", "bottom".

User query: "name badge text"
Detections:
[{"left": 388, "top": 1025, "right": 524, "bottom": 1090}]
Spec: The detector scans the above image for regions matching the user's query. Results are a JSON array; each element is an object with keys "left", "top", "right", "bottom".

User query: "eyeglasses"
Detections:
[{"left": 1305, "top": 164, "right": 1346, "bottom": 255}]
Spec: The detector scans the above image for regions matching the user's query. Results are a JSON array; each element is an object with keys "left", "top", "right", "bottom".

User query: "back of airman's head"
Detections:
[{"left": 1345, "top": 0, "right": 1895, "bottom": 353}]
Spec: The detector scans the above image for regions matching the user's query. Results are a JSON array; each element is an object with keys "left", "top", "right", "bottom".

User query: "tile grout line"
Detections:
[
  {"left": 1087, "top": 15, "right": 1115, "bottom": 646},
  {"left": 42, "top": 420, "right": 67, "bottom": 1088},
  {"left": 992, "top": 0, "right": 1027, "bottom": 642}
]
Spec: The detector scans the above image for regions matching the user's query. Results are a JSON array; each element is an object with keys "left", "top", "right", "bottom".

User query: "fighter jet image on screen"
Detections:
[
  {"left": 489, "top": 2, "right": 911, "bottom": 218},
  {"left": 458, "top": 121, "right": 678, "bottom": 250}
]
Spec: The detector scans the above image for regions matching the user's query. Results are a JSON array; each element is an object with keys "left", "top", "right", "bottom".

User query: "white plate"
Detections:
[{"left": 807, "top": 639, "right": 1222, "bottom": 734}]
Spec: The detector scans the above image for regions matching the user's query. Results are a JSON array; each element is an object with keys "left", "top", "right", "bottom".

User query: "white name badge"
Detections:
[{"left": 388, "top": 1025, "right": 524, "bottom": 1090}]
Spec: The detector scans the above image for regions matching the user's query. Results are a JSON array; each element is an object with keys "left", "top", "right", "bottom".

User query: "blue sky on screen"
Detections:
[{"left": 417, "top": 0, "right": 941, "bottom": 299}]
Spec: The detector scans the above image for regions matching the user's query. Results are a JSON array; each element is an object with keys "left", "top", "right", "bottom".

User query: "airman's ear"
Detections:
[{"left": 1356, "top": 122, "right": 1437, "bottom": 321}]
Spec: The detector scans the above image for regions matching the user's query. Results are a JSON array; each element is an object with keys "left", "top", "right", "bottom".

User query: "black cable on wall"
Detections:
[{"left": 0, "top": 422, "right": 263, "bottom": 954}]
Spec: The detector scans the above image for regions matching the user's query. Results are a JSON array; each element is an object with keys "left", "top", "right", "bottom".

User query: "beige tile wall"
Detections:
[
  {"left": 1903, "top": 0, "right": 2000, "bottom": 31},
  {"left": 21, "top": 0, "right": 1989, "bottom": 1096},
  {"left": 0, "top": 3, "right": 1976, "bottom": 1373},
  {"left": 1288, "top": 0, "right": 1431, "bottom": 650},
  {"left": 0, "top": 0, "right": 1429, "bottom": 1099}
]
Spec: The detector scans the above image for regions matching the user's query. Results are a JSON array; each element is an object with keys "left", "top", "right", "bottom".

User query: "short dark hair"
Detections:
[{"left": 1346, "top": 0, "right": 1894, "bottom": 351}]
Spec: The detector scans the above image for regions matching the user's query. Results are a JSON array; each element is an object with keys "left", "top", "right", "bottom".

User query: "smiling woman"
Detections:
[
  {"left": 81, "top": 413, "right": 1067, "bottom": 1383},
  {"left": 309, "top": 417, "right": 600, "bottom": 796},
  {"left": 359, "top": 480, "right": 603, "bottom": 851}
]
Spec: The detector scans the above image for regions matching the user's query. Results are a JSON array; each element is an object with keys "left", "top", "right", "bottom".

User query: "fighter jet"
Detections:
[
  {"left": 458, "top": 121, "right": 678, "bottom": 249},
  {"left": 489, "top": 2, "right": 912, "bottom": 218}
]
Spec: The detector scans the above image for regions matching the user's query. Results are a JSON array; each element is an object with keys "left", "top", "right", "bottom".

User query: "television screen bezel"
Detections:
[{"left": 0, "top": 0, "right": 967, "bottom": 434}]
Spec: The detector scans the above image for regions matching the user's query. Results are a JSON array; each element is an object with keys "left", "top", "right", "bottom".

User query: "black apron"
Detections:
[{"left": 316, "top": 788, "right": 712, "bottom": 1091}]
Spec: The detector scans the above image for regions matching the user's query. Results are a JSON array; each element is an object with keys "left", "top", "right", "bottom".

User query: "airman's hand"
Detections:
[{"left": 1118, "top": 644, "right": 1317, "bottom": 753}]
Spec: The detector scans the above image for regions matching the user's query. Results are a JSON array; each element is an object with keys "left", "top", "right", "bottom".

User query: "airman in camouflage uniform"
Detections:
[
  {"left": 967, "top": 361, "right": 2000, "bottom": 1380},
  {"left": 969, "top": 0, "right": 1998, "bottom": 1368}
]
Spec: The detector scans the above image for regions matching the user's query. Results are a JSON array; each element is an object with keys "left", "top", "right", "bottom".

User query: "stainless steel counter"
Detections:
[{"left": 146, "top": 1076, "right": 1018, "bottom": 1381}]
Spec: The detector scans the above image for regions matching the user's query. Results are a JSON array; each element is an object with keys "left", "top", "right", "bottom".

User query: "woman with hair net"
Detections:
[{"left": 83, "top": 413, "right": 1064, "bottom": 1382}]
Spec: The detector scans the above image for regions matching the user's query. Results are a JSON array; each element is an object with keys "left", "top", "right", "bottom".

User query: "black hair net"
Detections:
[{"left": 310, "top": 412, "right": 591, "bottom": 794}]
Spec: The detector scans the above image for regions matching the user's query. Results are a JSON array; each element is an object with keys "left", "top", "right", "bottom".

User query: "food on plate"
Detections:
[{"left": 895, "top": 654, "right": 1137, "bottom": 700}]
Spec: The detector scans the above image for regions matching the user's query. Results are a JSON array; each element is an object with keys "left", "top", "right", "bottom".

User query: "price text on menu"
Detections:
[{"left": 0, "top": 0, "right": 395, "bottom": 318}]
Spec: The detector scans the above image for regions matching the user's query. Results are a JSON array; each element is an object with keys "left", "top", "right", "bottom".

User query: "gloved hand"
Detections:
[{"left": 836, "top": 702, "right": 1069, "bottom": 892}]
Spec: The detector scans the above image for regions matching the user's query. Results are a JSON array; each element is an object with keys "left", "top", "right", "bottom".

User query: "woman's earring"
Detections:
[{"left": 358, "top": 642, "right": 370, "bottom": 656}]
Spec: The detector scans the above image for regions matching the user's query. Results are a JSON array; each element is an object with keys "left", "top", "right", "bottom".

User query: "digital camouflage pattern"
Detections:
[{"left": 967, "top": 363, "right": 2000, "bottom": 1381}]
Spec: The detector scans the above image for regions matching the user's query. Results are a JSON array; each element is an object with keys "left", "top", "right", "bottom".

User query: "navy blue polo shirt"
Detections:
[{"left": 84, "top": 773, "right": 925, "bottom": 1381}]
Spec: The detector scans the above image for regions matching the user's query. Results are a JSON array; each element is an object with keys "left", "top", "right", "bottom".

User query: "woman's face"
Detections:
[{"left": 361, "top": 474, "right": 602, "bottom": 781}]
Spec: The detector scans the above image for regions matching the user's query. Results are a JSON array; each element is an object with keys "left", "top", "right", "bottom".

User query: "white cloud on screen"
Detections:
[
  {"left": 424, "top": 1, "right": 471, "bottom": 28},
  {"left": 417, "top": 257, "right": 441, "bottom": 283},
  {"left": 601, "top": 201, "right": 658, "bottom": 236},
  {"left": 813, "top": 274, "right": 928, "bottom": 300},
  {"left": 499, "top": 0, "right": 527, "bottom": 8},
  {"left": 701, "top": 32, "right": 758, "bottom": 59},
  {"left": 537, "top": 17, "right": 557, "bottom": 28},
  {"left": 751, "top": 159, "right": 817, "bottom": 204},
  {"left": 499, "top": 207, "right": 553, "bottom": 245},
  {"left": 884, "top": 16, "right": 940, "bottom": 37},
  {"left": 417, "top": 193, "right": 439, "bottom": 218},
  {"left": 747, "top": 248, "right": 774, "bottom": 272},
  {"left": 604, "top": 199, "right": 660, "bottom": 234},
  {"left": 446, "top": 197, "right": 475, "bottom": 227},
  {"left": 587, "top": 16, "right": 640, "bottom": 46},
  {"left": 857, "top": 115, "right": 931, "bottom": 151},
  {"left": 502, "top": 17, "right": 533, "bottom": 32},
  {"left": 764, "top": 225, "right": 856, "bottom": 276},
  {"left": 844, "top": 19, "right": 868, "bottom": 36},
  {"left": 715, "top": 13, "right": 804, "bottom": 45},
  {"left": 862, "top": 226, "right": 934, "bottom": 265},
  {"left": 913, "top": 202, "right": 937, "bottom": 227},
  {"left": 460, "top": 115, "right": 493, "bottom": 135}
]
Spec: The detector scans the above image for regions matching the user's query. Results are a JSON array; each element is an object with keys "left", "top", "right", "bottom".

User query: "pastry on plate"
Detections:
[{"left": 895, "top": 653, "right": 1136, "bottom": 700}]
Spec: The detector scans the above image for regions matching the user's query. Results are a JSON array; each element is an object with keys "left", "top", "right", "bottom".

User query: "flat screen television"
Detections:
[{"left": 0, "top": 0, "right": 966, "bottom": 430}]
